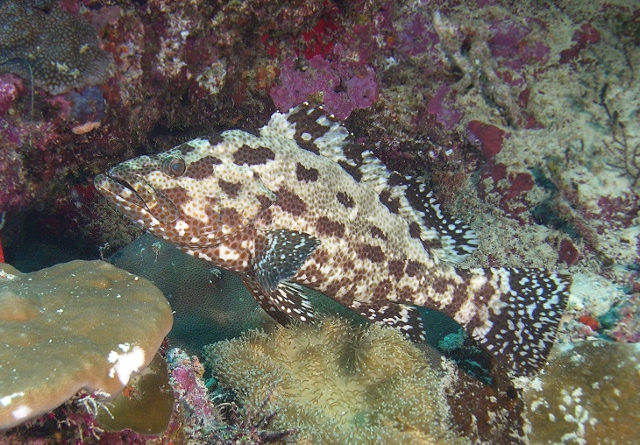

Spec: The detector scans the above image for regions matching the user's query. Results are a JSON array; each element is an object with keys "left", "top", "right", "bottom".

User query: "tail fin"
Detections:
[{"left": 456, "top": 267, "right": 570, "bottom": 377}]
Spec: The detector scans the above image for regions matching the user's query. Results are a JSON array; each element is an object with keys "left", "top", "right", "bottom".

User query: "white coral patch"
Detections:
[
  {"left": 11, "top": 405, "right": 31, "bottom": 420},
  {"left": 107, "top": 343, "right": 145, "bottom": 385},
  {"left": 0, "top": 392, "right": 24, "bottom": 407}
]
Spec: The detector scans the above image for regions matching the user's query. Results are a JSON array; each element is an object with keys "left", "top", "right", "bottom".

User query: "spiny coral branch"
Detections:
[{"left": 600, "top": 82, "right": 640, "bottom": 187}]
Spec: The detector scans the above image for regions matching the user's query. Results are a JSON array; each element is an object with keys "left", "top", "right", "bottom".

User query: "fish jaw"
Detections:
[{"left": 94, "top": 172, "right": 166, "bottom": 234}]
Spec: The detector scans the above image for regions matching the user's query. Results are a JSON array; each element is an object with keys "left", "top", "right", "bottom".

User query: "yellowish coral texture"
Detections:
[
  {"left": 523, "top": 340, "right": 640, "bottom": 443},
  {"left": 205, "top": 317, "right": 466, "bottom": 444},
  {"left": 0, "top": 260, "right": 173, "bottom": 430}
]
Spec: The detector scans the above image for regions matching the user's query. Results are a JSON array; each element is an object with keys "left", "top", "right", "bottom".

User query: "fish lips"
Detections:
[
  {"left": 94, "top": 173, "right": 147, "bottom": 210},
  {"left": 94, "top": 171, "right": 179, "bottom": 223}
]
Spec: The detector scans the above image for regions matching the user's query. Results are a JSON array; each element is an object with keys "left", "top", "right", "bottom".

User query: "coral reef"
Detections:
[
  {"left": 0, "top": 260, "right": 172, "bottom": 430},
  {"left": 204, "top": 316, "right": 465, "bottom": 444},
  {"left": 0, "top": 0, "right": 638, "bottom": 440},
  {"left": 522, "top": 340, "right": 640, "bottom": 443}
]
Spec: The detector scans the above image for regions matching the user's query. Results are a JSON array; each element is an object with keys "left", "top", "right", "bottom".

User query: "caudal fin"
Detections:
[{"left": 459, "top": 267, "right": 570, "bottom": 377}]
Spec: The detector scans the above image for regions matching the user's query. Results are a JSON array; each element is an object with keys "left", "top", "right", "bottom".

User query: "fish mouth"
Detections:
[
  {"left": 95, "top": 168, "right": 181, "bottom": 224},
  {"left": 94, "top": 172, "right": 151, "bottom": 213}
]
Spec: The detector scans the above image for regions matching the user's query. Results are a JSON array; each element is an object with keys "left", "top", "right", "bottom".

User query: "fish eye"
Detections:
[{"left": 162, "top": 156, "right": 186, "bottom": 177}]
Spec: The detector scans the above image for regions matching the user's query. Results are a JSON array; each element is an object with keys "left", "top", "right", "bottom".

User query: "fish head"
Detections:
[{"left": 94, "top": 138, "right": 276, "bottom": 249}]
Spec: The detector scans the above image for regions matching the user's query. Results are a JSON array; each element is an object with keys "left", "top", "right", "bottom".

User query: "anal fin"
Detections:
[{"left": 350, "top": 301, "right": 426, "bottom": 344}]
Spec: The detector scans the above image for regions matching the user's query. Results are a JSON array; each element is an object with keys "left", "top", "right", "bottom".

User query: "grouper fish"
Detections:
[{"left": 95, "top": 104, "right": 570, "bottom": 377}]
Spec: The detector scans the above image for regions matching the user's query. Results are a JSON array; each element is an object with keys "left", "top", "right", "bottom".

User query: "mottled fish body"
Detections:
[{"left": 95, "top": 104, "right": 569, "bottom": 377}]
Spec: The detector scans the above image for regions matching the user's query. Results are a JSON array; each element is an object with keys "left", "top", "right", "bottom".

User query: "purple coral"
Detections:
[
  {"left": 488, "top": 19, "right": 550, "bottom": 70},
  {"left": 0, "top": 75, "right": 22, "bottom": 117},
  {"left": 270, "top": 54, "right": 378, "bottom": 120},
  {"left": 166, "top": 348, "right": 222, "bottom": 440},
  {"left": 427, "top": 84, "right": 462, "bottom": 129},
  {"left": 0, "top": 145, "right": 25, "bottom": 212}
]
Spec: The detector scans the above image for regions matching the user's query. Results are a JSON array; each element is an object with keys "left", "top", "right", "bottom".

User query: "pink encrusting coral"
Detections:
[
  {"left": 270, "top": 53, "right": 378, "bottom": 120},
  {"left": 427, "top": 85, "right": 462, "bottom": 130},
  {"left": 0, "top": 75, "right": 22, "bottom": 118},
  {"left": 166, "top": 349, "right": 223, "bottom": 440}
]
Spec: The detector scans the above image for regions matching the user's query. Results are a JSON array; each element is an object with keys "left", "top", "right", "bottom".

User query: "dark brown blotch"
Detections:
[
  {"left": 218, "top": 178, "right": 242, "bottom": 198},
  {"left": 315, "top": 216, "right": 345, "bottom": 238},
  {"left": 355, "top": 243, "right": 385, "bottom": 263},
  {"left": 420, "top": 238, "right": 443, "bottom": 250},
  {"left": 176, "top": 143, "right": 195, "bottom": 156},
  {"left": 289, "top": 107, "right": 326, "bottom": 138},
  {"left": 369, "top": 225, "right": 387, "bottom": 240},
  {"left": 184, "top": 155, "right": 222, "bottom": 179},
  {"left": 233, "top": 144, "right": 275, "bottom": 166},
  {"left": 409, "top": 222, "right": 421, "bottom": 239},
  {"left": 372, "top": 279, "right": 393, "bottom": 300},
  {"left": 338, "top": 160, "right": 362, "bottom": 182},
  {"left": 276, "top": 187, "right": 307, "bottom": 216},
  {"left": 205, "top": 133, "right": 223, "bottom": 146},
  {"left": 379, "top": 189, "right": 400, "bottom": 214},
  {"left": 342, "top": 141, "right": 364, "bottom": 163},
  {"left": 255, "top": 194, "right": 274, "bottom": 210},
  {"left": 475, "top": 282, "right": 496, "bottom": 306},
  {"left": 335, "top": 191, "right": 355, "bottom": 208},
  {"left": 294, "top": 137, "right": 320, "bottom": 155},
  {"left": 295, "top": 162, "right": 319, "bottom": 182},
  {"left": 397, "top": 286, "right": 414, "bottom": 302},
  {"left": 388, "top": 260, "right": 405, "bottom": 281},
  {"left": 405, "top": 260, "right": 423, "bottom": 277}
]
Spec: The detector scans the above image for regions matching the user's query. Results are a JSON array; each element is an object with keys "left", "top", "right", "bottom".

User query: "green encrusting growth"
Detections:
[{"left": 204, "top": 316, "right": 467, "bottom": 444}]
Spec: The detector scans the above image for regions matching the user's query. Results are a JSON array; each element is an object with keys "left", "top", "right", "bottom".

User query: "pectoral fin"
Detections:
[{"left": 252, "top": 229, "right": 320, "bottom": 291}]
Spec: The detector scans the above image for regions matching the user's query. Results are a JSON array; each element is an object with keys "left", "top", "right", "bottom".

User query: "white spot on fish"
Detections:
[
  {"left": 219, "top": 245, "right": 240, "bottom": 261},
  {"left": 174, "top": 220, "right": 189, "bottom": 236}
]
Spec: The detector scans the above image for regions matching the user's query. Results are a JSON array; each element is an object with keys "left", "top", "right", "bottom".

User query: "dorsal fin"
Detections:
[{"left": 262, "top": 103, "right": 478, "bottom": 263}]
